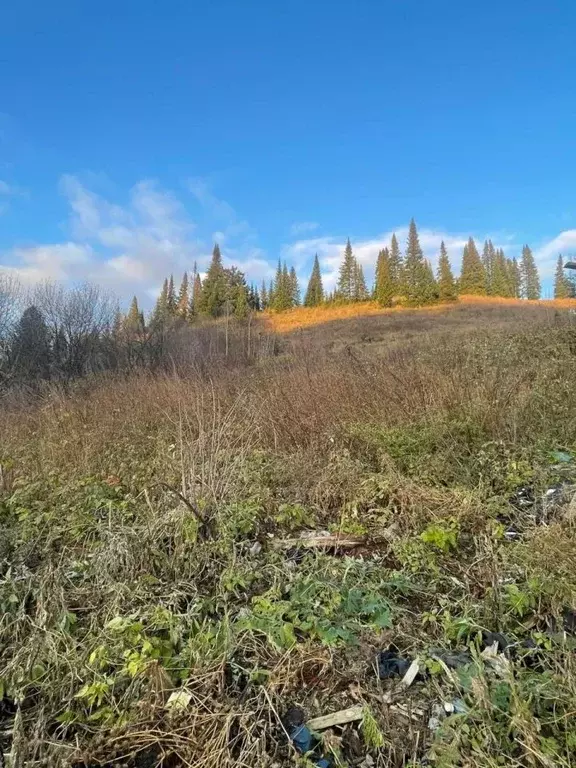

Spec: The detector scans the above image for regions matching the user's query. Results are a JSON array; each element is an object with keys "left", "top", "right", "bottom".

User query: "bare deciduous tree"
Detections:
[{"left": 34, "top": 281, "right": 117, "bottom": 379}]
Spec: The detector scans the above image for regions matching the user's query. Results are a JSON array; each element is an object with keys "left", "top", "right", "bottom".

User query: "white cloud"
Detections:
[
  {"left": 5, "top": 243, "right": 93, "bottom": 284},
  {"left": 290, "top": 221, "right": 319, "bottom": 236},
  {"left": 187, "top": 177, "right": 255, "bottom": 244},
  {"left": 534, "top": 229, "right": 576, "bottom": 277},
  {"left": 1, "top": 176, "right": 268, "bottom": 306}
]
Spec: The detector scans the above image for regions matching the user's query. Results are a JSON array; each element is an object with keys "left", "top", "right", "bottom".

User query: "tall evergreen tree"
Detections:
[
  {"left": 422, "top": 259, "right": 439, "bottom": 303},
  {"left": 482, "top": 240, "right": 496, "bottom": 294},
  {"left": 520, "top": 245, "right": 541, "bottom": 299},
  {"left": 490, "top": 249, "right": 511, "bottom": 297},
  {"left": 459, "top": 237, "right": 486, "bottom": 295},
  {"left": 289, "top": 266, "right": 301, "bottom": 306},
  {"left": 10, "top": 305, "right": 51, "bottom": 381},
  {"left": 507, "top": 257, "right": 521, "bottom": 298},
  {"left": 437, "top": 241, "right": 457, "bottom": 301},
  {"left": 403, "top": 219, "right": 430, "bottom": 305},
  {"left": 176, "top": 272, "right": 189, "bottom": 318},
  {"left": 304, "top": 254, "right": 324, "bottom": 307},
  {"left": 374, "top": 248, "right": 394, "bottom": 306},
  {"left": 124, "top": 296, "right": 144, "bottom": 334},
  {"left": 271, "top": 260, "right": 293, "bottom": 311},
  {"left": 554, "top": 255, "right": 573, "bottom": 299},
  {"left": 189, "top": 270, "right": 202, "bottom": 317},
  {"left": 389, "top": 234, "right": 403, "bottom": 295},
  {"left": 260, "top": 280, "right": 269, "bottom": 310},
  {"left": 235, "top": 285, "right": 249, "bottom": 318},
  {"left": 354, "top": 262, "right": 368, "bottom": 301},
  {"left": 167, "top": 275, "right": 176, "bottom": 314},
  {"left": 337, "top": 239, "right": 356, "bottom": 301},
  {"left": 199, "top": 244, "right": 227, "bottom": 316},
  {"left": 150, "top": 279, "right": 169, "bottom": 329}
]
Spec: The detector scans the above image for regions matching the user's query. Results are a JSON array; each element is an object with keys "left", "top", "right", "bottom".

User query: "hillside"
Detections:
[
  {"left": 265, "top": 295, "right": 576, "bottom": 334},
  {"left": 1, "top": 302, "right": 576, "bottom": 767}
]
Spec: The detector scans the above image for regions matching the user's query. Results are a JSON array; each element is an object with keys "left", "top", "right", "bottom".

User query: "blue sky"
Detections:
[{"left": 1, "top": 0, "right": 575, "bottom": 303}]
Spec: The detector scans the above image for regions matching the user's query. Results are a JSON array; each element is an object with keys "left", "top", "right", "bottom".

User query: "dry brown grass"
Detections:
[
  {"left": 2, "top": 303, "right": 576, "bottom": 766},
  {"left": 264, "top": 295, "right": 576, "bottom": 333}
]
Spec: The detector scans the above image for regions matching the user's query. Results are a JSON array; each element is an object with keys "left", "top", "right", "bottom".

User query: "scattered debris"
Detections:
[
  {"left": 376, "top": 646, "right": 412, "bottom": 679},
  {"left": 427, "top": 703, "right": 444, "bottom": 732},
  {"left": 481, "top": 643, "right": 511, "bottom": 677},
  {"left": 400, "top": 659, "right": 420, "bottom": 688},
  {"left": 273, "top": 531, "right": 367, "bottom": 551},
  {"left": 283, "top": 706, "right": 339, "bottom": 767},
  {"left": 509, "top": 485, "right": 534, "bottom": 510},
  {"left": 165, "top": 689, "right": 192, "bottom": 711},
  {"left": 563, "top": 608, "right": 576, "bottom": 634},
  {"left": 551, "top": 450, "right": 573, "bottom": 464},
  {"left": 390, "top": 702, "right": 425, "bottom": 722},
  {"left": 248, "top": 540, "right": 262, "bottom": 556},
  {"left": 444, "top": 698, "right": 468, "bottom": 715},
  {"left": 481, "top": 631, "right": 510, "bottom": 653},
  {"left": 428, "top": 647, "right": 471, "bottom": 669},
  {"left": 307, "top": 704, "right": 365, "bottom": 731}
]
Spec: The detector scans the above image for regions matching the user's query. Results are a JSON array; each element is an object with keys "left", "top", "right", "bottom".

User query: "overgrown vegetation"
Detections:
[{"left": 2, "top": 304, "right": 576, "bottom": 766}]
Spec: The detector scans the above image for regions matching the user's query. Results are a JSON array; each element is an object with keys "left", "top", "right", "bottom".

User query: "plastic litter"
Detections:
[
  {"left": 282, "top": 706, "right": 336, "bottom": 767},
  {"left": 377, "top": 646, "right": 412, "bottom": 679},
  {"left": 481, "top": 631, "right": 510, "bottom": 653},
  {"left": 428, "top": 648, "right": 471, "bottom": 669},
  {"left": 551, "top": 450, "right": 573, "bottom": 464}
]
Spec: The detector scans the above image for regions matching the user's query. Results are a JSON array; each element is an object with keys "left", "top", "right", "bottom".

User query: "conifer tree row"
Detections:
[{"left": 137, "top": 225, "right": 548, "bottom": 329}]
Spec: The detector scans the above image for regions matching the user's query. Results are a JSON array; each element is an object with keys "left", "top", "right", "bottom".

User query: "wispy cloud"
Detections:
[
  {"left": 0, "top": 179, "right": 25, "bottom": 215},
  {"left": 1, "top": 176, "right": 272, "bottom": 304},
  {"left": 290, "top": 221, "right": 319, "bottom": 236}
]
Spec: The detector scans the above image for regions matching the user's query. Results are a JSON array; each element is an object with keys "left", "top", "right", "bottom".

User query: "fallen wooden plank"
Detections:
[
  {"left": 400, "top": 659, "right": 420, "bottom": 689},
  {"left": 272, "top": 533, "right": 367, "bottom": 550},
  {"left": 307, "top": 704, "right": 365, "bottom": 730}
]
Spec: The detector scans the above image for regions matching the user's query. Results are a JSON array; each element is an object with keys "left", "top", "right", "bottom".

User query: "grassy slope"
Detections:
[
  {"left": 265, "top": 295, "right": 576, "bottom": 333},
  {"left": 2, "top": 303, "right": 576, "bottom": 766}
]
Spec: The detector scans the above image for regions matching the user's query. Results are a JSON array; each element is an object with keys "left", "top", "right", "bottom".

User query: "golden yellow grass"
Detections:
[{"left": 264, "top": 295, "right": 576, "bottom": 333}]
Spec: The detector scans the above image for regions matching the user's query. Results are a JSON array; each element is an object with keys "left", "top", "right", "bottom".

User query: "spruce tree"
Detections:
[
  {"left": 389, "top": 234, "right": 403, "bottom": 295},
  {"left": 304, "top": 254, "right": 324, "bottom": 307},
  {"left": 554, "top": 255, "right": 572, "bottom": 299},
  {"left": 199, "top": 244, "right": 227, "bottom": 316},
  {"left": 403, "top": 219, "right": 429, "bottom": 305},
  {"left": 520, "top": 245, "right": 541, "bottom": 299},
  {"left": 190, "top": 270, "right": 202, "bottom": 317},
  {"left": 289, "top": 266, "right": 301, "bottom": 306},
  {"left": 150, "top": 279, "right": 169, "bottom": 329},
  {"left": 459, "top": 238, "right": 486, "bottom": 295},
  {"left": 354, "top": 262, "right": 368, "bottom": 301},
  {"left": 423, "top": 259, "right": 439, "bottom": 303},
  {"left": 482, "top": 240, "right": 496, "bottom": 294},
  {"left": 167, "top": 275, "right": 176, "bottom": 314},
  {"left": 260, "top": 280, "right": 268, "bottom": 310},
  {"left": 10, "top": 305, "right": 51, "bottom": 381},
  {"left": 507, "top": 257, "right": 521, "bottom": 298},
  {"left": 490, "top": 249, "right": 511, "bottom": 297},
  {"left": 124, "top": 296, "right": 144, "bottom": 334},
  {"left": 337, "top": 239, "right": 356, "bottom": 301},
  {"left": 271, "top": 261, "right": 293, "bottom": 311},
  {"left": 235, "top": 285, "right": 249, "bottom": 318},
  {"left": 176, "top": 272, "right": 189, "bottom": 318},
  {"left": 374, "top": 248, "right": 394, "bottom": 307},
  {"left": 437, "top": 241, "right": 457, "bottom": 301}
]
